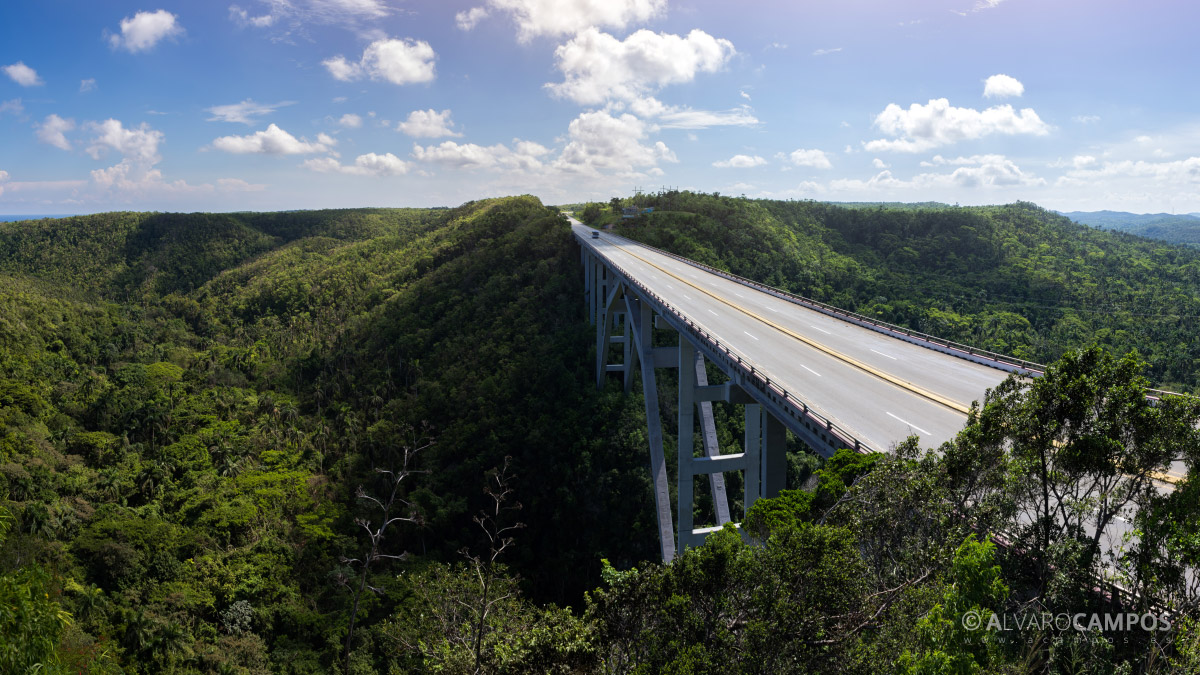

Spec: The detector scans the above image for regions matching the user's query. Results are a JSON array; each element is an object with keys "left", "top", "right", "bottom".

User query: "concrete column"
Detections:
[
  {"left": 743, "top": 403, "right": 761, "bottom": 514},
  {"left": 677, "top": 339, "right": 696, "bottom": 552},
  {"left": 761, "top": 409, "right": 787, "bottom": 498}
]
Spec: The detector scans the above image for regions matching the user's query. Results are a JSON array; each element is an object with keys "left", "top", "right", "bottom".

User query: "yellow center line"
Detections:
[{"left": 610, "top": 240, "right": 972, "bottom": 415}]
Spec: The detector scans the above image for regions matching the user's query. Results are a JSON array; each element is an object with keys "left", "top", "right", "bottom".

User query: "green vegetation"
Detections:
[
  {"left": 1063, "top": 210, "right": 1200, "bottom": 248},
  {"left": 1, "top": 193, "right": 1198, "bottom": 672}
]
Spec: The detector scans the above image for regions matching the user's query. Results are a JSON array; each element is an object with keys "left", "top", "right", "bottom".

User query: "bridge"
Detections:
[{"left": 572, "top": 217, "right": 1053, "bottom": 562}]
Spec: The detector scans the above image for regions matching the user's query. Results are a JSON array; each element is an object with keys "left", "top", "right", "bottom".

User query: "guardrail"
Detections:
[{"left": 577, "top": 230, "right": 869, "bottom": 454}]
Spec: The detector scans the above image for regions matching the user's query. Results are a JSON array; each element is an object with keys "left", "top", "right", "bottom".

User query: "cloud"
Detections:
[
  {"left": 0, "top": 99, "right": 23, "bottom": 116},
  {"left": 229, "top": 5, "right": 278, "bottom": 27},
  {"left": 206, "top": 99, "right": 297, "bottom": 124},
  {"left": 310, "top": 0, "right": 388, "bottom": 19},
  {"left": 713, "top": 154, "right": 766, "bottom": 168},
  {"left": 546, "top": 28, "right": 735, "bottom": 106},
  {"left": 456, "top": 7, "right": 490, "bottom": 30},
  {"left": 873, "top": 158, "right": 889, "bottom": 169},
  {"left": 555, "top": 110, "right": 676, "bottom": 174},
  {"left": 983, "top": 73, "right": 1024, "bottom": 98},
  {"left": 781, "top": 148, "right": 833, "bottom": 169},
  {"left": 1072, "top": 155, "right": 1097, "bottom": 169},
  {"left": 86, "top": 119, "right": 163, "bottom": 163},
  {"left": 460, "top": 0, "right": 666, "bottom": 41},
  {"left": 830, "top": 154, "right": 1043, "bottom": 194},
  {"left": 79, "top": 78, "right": 97, "bottom": 93},
  {"left": 974, "top": 0, "right": 1007, "bottom": 9},
  {"left": 217, "top": 177, "right": 267, "bottom": 191},
  {"left": 3, "top": 62, "right": 43, "bottom": 87},
  {"left": 108, "top": 10, "right": 183, "bottom": 53},
  {"left": 211, "top": 124, "right": 336, "bottom": 154},
  {"left": 36, "top": 115, "right": 76, "bottom": 151},
  {"left": 413, "top": 139, "right": 550, "bottom": 171},
  {"left": 324, "top": 38, "right": 436, "bottom": 85},
  {"left": 812, "top": 47, "right": 842, "bottom": 56},
  {"left": 303, "top": 152, "right": 411, "bottom": 176},
  {"left": 628, "top": 97, "right": 759, "bottom": 129},
  {"left": 338, "top": 113, "right": 362, "bottom": 128},
  {"left": 1072, "top": 115, "right": 1101, "bottom": 124},
  {"left": 397, "top": 109, "right": 463, "bottom": 138},
  {"left": 865, "top": 98, "right": 1050, "bottom": 152}
]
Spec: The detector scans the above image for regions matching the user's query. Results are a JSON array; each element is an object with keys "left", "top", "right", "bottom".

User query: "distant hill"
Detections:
[{"left": 1060, "top": 210, "right": 1200, "bottom": 247}]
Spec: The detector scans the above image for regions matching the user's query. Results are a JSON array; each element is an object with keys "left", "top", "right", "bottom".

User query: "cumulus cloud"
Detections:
[
  {"left": 865, "top": 98, "right": 1050, "bottom": 152},
  {"left": 303, "top": 152, "right": 411, "bottom": 176},
  {"left": 413, "top": 139, "right": 550, "bottom": 171},
  {"left": 0, "top": 99, "right": 23, "bottom": 116},
  {"left": 108, "top": 10, "right": 183, "bottom": 53},
  {"left": 338, "top": 113, "right": 363, "bottom": 128},
  {"left": 873, "top": 158, "right": 889, "bottom": 169},
  {"left": 206, "top": 99, "right": 297, "bottom": 124},
  {"left": 211, "top": 124, "right": 336, "bottom": 154},
  {"left": 713, "top": 154, "right": 766, "bottom": 168},
  {"left": 547, "top": 28, "right": 735, "bottom": 106},
  {"left": 217, "top": 177, "right": 267, "bottom": 191},
  {"left": 459, "top": 0, "right": 666, "bottom": 41},
  {"left": 36, "top": 115, "right": 76, "bottom": 151},
  {"left": 831, "top": 154, "right": 1043, "bottom": 194},
  {"left": 80, "top": 78, "right": 97, "bottom": 93},
  {"left": 556, "top": 110, "right": 676, "bottom": 174},
  {"left": 324, "top": 38, "right": 436, "bottom": 85},
  {"left": 397, "top": 109, "right": 462, "bottom": 138},
  {"left": 983, "top": 73, "right": 1024, "bottom": 98},
  {"left": 86, "top": 119, "right": 163, "bottom": 163},
  {"left": 3, "top": 62, "right": 43, "bottom": 87},
  {"left": 229, "top": 5, "right": 277, "bottom": 27},
  {"left": 781, "top": 148, "right": 833, "bottom": 169}
]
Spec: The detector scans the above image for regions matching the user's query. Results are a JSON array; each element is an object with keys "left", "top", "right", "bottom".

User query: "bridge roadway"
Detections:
[{"left": 573, "top": 219, "right": 1012, "bottom": 451}]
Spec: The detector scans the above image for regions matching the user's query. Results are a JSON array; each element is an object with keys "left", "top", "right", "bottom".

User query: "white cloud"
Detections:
[
  {"left": 206, "top": 99, "right": 297, "bottom": 124},
  {"left": 211, "top": 124, "right": 336, "bottom": 154},
  {"left": 781, "top": 148, "right": 833, "bottom": 169},
  {"left": 3, "top": 62, "right": 43, "bottom": 87},
  {"left": 1072, "top": 115, "right": 1101, "bottom": 124},
  {"left": 628, "top": 97, "right": 758, "bottom": 129},
  {"left": 108, "top": 10, "right": 183, "bottom": 53},
  {"left": 413, "top": 139, "right": 550, "bottom": 171},
  {"left": 229, "top": 5, "right": 277, "bottom": 27},
  {"left": 812, "top": 47, "right": 842, "bottom": 56},
  {"left": 310, "top": 0, "right": 389, "bottom": 19},
  {"left": 0, "top": 99, "right": 23, "bottom": 116},
  {"left": 983, "top": 73, "right": 1024, "bottom": 98},
  {"left": 713, "top": 154, "right": 766, "bottom": 168},
  {"left": 217, "top": 177, "right": 267, "bottom": 191},
  {"left": 397, "top": 109, "right": 462, "bottom": 138},
  {"left": 36, "top": 115, "right": 76, "bottom": 151},
  {"left": 79, "top": 78, "right": 97, "bottom": 93},
  {"left": 546, "top": 28, "right": 735, "bottom": 106},
  {"left": 830, "top": 154, "right": 1043, "bottom": 194},
  {"left": 865, "top": 98, "right": 1051, "bottom": 153},
  {"left": 86, "top": 119, "right": 163, "bottom": 163},
  {"left": 456, "top": 7, "right": 490, "bottom": 30},
  {"left": 339, "top": 113, "right": 363, "bottom": 128},
  {"left": 975, "top": 0, "right": 1007, "bottom": 9},
  {"left": 303, "top": 152, "right": 411, "bottom": 176},
  {"left": 461, "top": 0, "right": 666, "bottom": 41},
  {"left": 1073, "top": 155, "right": 1097, "bottom": 169},
  {"left": 555, "top": 110, "right": 676, "bottom": 174},
  {"left": 873, "top": 158, "right": 889, "bottom": 169},
  {"left": 324, "top": 38, "right": 436, "bottom": 86}
]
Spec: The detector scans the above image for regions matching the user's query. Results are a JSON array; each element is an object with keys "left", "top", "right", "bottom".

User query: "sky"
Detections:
[{"left": 2, "top": 0, "right": 1200, "bottom": 215}]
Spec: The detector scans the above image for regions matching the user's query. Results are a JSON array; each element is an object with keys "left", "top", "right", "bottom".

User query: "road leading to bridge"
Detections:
[{"left": 574, "top": 218, "right": 1012, "bottom": 452}]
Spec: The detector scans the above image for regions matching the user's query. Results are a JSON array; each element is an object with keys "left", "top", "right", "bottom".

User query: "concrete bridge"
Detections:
[{"left": 572, "top": 217, "right": 1053, "bottom": 562}]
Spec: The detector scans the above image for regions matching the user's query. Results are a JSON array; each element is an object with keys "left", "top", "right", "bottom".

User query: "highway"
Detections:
[{"left": 574, "top": 218, "right": 1012, "bottom": 452}]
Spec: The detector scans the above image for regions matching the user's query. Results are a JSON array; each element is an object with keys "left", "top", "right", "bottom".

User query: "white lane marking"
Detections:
[
  {"left": 667, "top": 284, "right": 674, "bottom": 289},
  {"left": 684, "top": 294, "right": 693, "bottom": 300},
  {"left": 651, "top": 275, "right": 658, "bottom": 279},
  {"left": 809, "top": 324, "right": 831, "bottom": 335},
  {"left": 734, "top": 292, "right": 745, "bottom": 298},
  {"left": 800, "top": 364, "right": 821, "bottom": 377},
  {"left": 871, "top": 348, "right": 897, "bottom": 360},
  {"left": 767, "top": 307, "right": 779, "bottom": 313},
  {"left": 887, "top": 412, "right": 931, "bottom": 436},
  {"left": 744, "top": 331, "right": 759, "bottom": 340},
  {"left": 708, "top": 309, "right": 718, "bottom": 316}
]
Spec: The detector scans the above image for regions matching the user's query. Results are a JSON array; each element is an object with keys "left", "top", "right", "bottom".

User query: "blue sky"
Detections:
[{"left": 2, "top": 0, "right": 1199, "bottom": 214}]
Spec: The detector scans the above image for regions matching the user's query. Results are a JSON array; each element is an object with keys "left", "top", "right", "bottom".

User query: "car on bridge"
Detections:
[{"left": 591, "top": 230, "right": 600, "bottom": 239}]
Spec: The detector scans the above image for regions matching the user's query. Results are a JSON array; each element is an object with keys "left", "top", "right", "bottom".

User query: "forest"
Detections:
[{"left": 1, "top": 193, "right": 1199, "bottom": 673}]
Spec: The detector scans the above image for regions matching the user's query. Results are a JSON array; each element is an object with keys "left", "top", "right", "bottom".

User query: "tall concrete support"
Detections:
[
  {"left": 694, "top": 353, "right": 731, "bottom": 526},
  {"left": 677, "top": 340, "right": 697, "bottom": 550},
  {"left": 743, "top": 403, "right": 761, "bottom": 514},
  {"left": 633, "top": 296, "right": 675, "bottom": 561},
  {"left": 762, "top": 408, "right": 787, "bottom": 499}
]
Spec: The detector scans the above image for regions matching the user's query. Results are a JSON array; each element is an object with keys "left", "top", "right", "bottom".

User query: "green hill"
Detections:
[{"left": 1061, "top": 209, "right": 1200, "bottom": 247}]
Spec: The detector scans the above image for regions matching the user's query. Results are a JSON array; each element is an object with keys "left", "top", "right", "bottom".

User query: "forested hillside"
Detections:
[
  {"left": 1062, "top": 210, "right": 1200, "bottom": 248},
  {"left": 3, "top": 194, "right": 1200, "bottom": 673},
  {"left": 600, "top": 193, "right": 1200, "bottom": 391}
]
